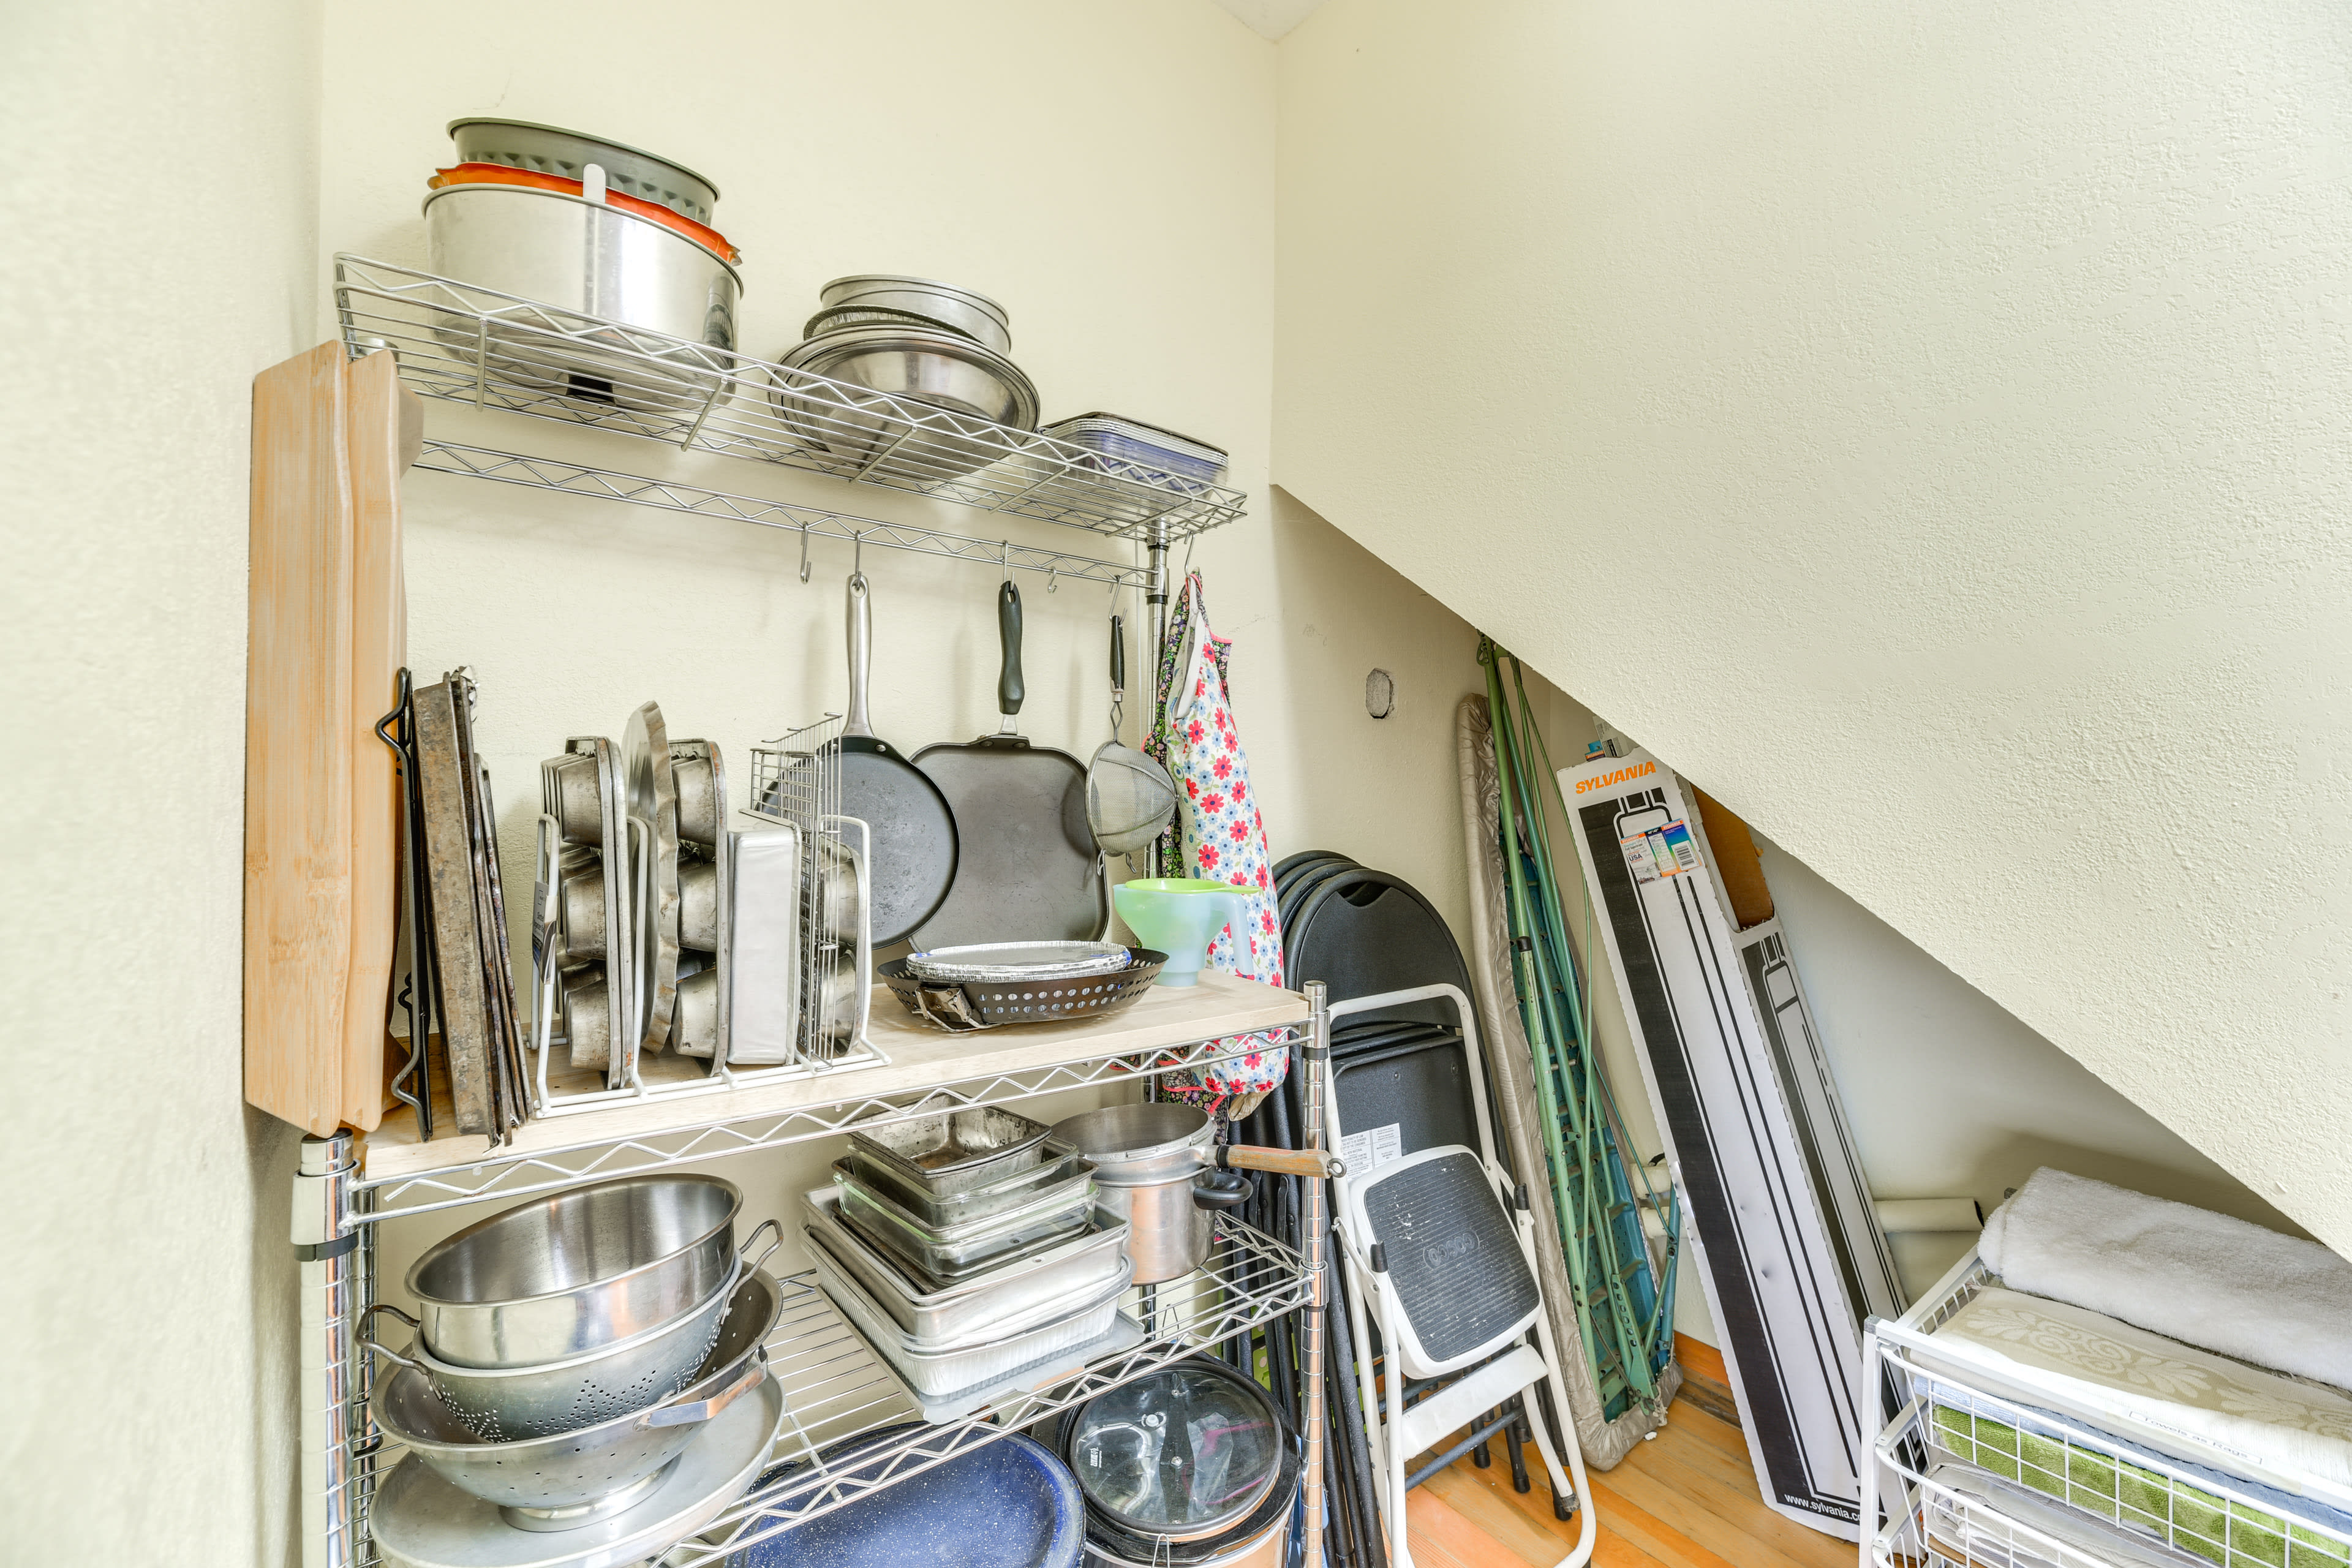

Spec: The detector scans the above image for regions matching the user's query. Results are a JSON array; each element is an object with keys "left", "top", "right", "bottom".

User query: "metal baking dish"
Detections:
[
  {"left": 801, "top": 1186, "right": 1131, "bottom": 1343},
  {"left": 847, "top": 1106, "right": 1055, "bottom": 1196},
  {"left": 807, "top": 1235, "right": 1129, "bottom": 1398},
  {"left": 835, "top": 1170, "right": 1093, "bottom": 1281},
  {"left": 836, "top": 1150, "right": 1091, "bottom": 1228},
  {"left": 805, "top": 1225, "right": 1131, "bottom": 1354}
]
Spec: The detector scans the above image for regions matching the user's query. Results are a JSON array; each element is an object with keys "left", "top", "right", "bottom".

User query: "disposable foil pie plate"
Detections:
[{"left": 903, "top": 941, "right": 1131, "bottom": 984}]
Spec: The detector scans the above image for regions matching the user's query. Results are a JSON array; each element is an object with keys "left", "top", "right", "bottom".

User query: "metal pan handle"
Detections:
[
  {"left": 843, "top": 571, "right": 875, "bottom": 739},
  {"left": 737, "top": 1217, "right": 785, "bottom": 1273},
  {"left": 358, "top": 1303, "right": 425, "bottom": 1372},
  {"left": 1191, "top": 1169, "right": 1253, "bottom": 1210},
  {"left": 638, "top": 1357, "right": 767, "bottom": 1430}
]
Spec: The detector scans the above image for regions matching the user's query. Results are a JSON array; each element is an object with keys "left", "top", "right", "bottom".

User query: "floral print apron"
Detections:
[{"left": 1146, "top": 574, "right": 1286, "bottom": 1109}]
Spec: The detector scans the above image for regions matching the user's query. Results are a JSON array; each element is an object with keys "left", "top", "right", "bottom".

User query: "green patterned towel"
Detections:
[{"left": 1931, "top": 1402, "right": 2351, "bottom": 1568}]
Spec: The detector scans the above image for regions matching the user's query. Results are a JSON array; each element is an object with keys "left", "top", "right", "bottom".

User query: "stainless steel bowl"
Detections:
[
  {"left": 423, "top": 182, "right": 741, "bottom": 418},
  {"left": 404, "top": 1175, "right": 744, "bottom": 1369},
  {"left": 816, "top": 274, "right": 1012, "bottom": 353},
  {"left": 370, "top": 1268, "right": 782, "bottom": 1530},
  {"left": 768, "top": 323, "right": 1038, "bottom": 481}
]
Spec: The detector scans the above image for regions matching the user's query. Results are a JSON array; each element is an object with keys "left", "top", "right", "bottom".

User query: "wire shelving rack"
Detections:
[
  {"left": 333, "top": 255, "right": 1245, "bottom": 596},
  {"left": 297, "top": 987, "right": 1330, "bottom": 1568}
]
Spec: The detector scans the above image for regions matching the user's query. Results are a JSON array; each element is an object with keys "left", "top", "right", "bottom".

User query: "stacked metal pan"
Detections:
[
  {"left": 802, "top": 1106, "right": 1135, "bottom": 1403},
  {"left": 770, "top": 276, "right": 1040, "bottom": 481},
  {"left": 363, "top": 1175, "right": 789, "bottom": 1562}
]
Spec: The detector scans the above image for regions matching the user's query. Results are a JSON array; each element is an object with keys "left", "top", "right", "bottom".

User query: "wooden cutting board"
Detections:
[
  {"left": 341, "top": 350, "right": 410, "bottom": 1132},
  {"left": 247, "top": 344, "right": 354, "bottom": 1136},
  {"left": 246, "top": 344, "right": 418, "bottom": 1136}
]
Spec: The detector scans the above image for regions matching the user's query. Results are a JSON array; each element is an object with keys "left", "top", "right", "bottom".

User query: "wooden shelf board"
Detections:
[{"left": 360, "top": 970, "right": 1305, "bottom": 1183}]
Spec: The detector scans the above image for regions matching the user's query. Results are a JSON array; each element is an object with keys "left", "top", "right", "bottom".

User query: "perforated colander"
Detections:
[{"left": 362, "top": 1257, "right": 737, "bottom": 1442}]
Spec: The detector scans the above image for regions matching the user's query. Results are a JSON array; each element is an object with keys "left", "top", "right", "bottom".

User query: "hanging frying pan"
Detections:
[
  {"left": 835, "top": 571, "right": 959, "bottom": 946},
  {"left": 911, "top": 581, "right": 1107, "bottom": 949}
]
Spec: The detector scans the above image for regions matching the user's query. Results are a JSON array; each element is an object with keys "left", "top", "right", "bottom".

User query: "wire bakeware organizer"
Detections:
[
  {"left": 1864, "top": 1253, "right": 2352, "bottom": 1568},
  {"left": 526, "top": 712, "right": 884, "bottom": 1118}
]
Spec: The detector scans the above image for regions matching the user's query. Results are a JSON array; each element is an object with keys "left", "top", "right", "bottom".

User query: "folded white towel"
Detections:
[{"left": 1979, "top": 1167, "right": 2352, "bottom": 1391}]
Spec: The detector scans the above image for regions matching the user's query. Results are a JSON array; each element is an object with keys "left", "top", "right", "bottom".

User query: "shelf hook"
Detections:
[
  {"left": 1001, "top": 540, "right": 1012, "bottom": 584},
  {"left": 1047, "top": 567, "right": 1058, "bottom": 595},
  {"left": 799, "top": 524, "right": 810, "bottom": 584}
]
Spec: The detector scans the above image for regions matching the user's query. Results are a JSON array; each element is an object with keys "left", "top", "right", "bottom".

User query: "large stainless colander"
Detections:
[
  {"left": 364, "top": 1254, "right": 743, "bottom": 1442},
  {"left": 371, "top": 1269, "right": 782, "bottom": 1533},
  {"left": 405, "top": 1175, "right": 746, "bottom": 1370}
]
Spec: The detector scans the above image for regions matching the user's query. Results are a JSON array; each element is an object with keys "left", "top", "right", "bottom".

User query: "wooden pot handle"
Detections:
[{"left": 1221, "top": 1144, "right": 1345, "bottom": 1180}]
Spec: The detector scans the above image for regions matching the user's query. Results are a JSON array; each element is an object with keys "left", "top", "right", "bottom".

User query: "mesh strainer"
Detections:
[{"left": 1087, "top": 614, "right": 1177, "bottom": 856}]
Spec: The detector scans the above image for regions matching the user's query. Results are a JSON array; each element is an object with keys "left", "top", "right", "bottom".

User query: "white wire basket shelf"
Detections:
[
  {"left": 334, "top": 255, "right": 1246, "bottom": 543},
  {"left": 1868, "top": 1257, "right": 2352, "bottom": 1568},
  {"left": 345, "top": 1221, "right": 1307, "bottom": 1568}
]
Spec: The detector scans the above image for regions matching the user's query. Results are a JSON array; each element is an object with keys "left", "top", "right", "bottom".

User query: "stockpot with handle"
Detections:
[{"left": 1047, "top": 1104, "right": 1339, "bottom": 1285}]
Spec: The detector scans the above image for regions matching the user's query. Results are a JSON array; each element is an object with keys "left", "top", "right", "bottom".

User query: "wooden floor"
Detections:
[{"left": 1401, "top": 1341, "right": 1855, "bottom": 1568}]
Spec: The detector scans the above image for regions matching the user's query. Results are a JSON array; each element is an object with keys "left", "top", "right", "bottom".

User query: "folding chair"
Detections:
[{"left": 1324, "top": 982, "right": 1596, "bottom": 1568}]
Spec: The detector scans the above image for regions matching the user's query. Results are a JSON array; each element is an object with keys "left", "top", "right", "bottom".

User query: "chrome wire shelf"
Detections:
[
  {"left": 668, "top": 1222, "right": 1308, "bottom": 1566},
  {"left": 415, "top": 442, "right": 1159, "bottom": 590},
  {"left": 334, "top": 255, "right": 1245, "bottom": 543},
  {"left": 354, "top": 1022, "right": 1310, "bottom": 1222},
  {"left": 343, "top": 1226, "right": 1306, "bottom": 1568}
]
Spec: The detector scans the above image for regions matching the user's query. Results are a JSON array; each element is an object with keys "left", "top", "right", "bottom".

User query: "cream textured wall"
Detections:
[
  {"left": 0, "top": 0, "right": 322, "bottom": 1562},
  {"left": 1522, "top": 694, "right": 2295, "bottom": 1343},
  {"left": 1275, "top": 0, "right": 2352, "bottom": 1249},
  {"left": 315, "top": 0, "right": 1503, "bottom": 1306}
]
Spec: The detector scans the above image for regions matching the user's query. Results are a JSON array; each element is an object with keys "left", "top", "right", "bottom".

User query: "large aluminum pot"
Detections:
[
  {"left": 1047, "top": 1104, "right": 1247, "bottom": 1285},
  {"left": 405, "top": 1175, "right": 745, "bottom": 1368},
  {"left": 423, "top": 182, "right": 740, "bottom": 417}
]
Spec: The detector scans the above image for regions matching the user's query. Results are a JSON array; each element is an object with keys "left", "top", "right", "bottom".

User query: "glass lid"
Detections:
[{"left": 1069, "top": 1365, "right": 1281, "bottom": 1536}]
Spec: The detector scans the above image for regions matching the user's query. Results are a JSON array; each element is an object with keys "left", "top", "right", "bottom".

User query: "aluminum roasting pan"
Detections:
[{"left": 799, "top": 1185, "right": 1130, "bottom": 1344}]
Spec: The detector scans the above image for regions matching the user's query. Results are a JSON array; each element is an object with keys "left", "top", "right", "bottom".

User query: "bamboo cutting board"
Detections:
[
  {"left": 246, "top": 344, "right": 355, "bottom": 1136},
  {"left": 246, "top": 344, "right": 417, "bottom": 1136},
  {"left": 341, "top": 351, "right": 412, "bottom": 1131}
]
